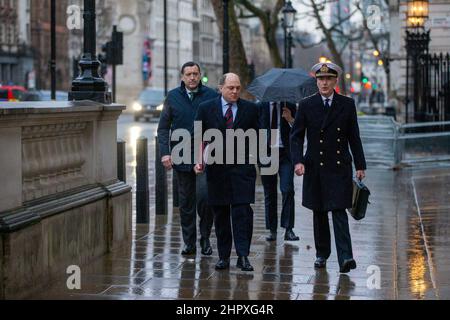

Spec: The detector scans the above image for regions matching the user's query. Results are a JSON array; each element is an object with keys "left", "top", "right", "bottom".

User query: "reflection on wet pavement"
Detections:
[{"left": 29, "top": 116, "right": 450, "bottom": 300}]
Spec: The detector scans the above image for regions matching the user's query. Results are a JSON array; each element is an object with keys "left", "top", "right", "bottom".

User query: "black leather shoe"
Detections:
[
  {"left": 236, "top": 256, "right": 254, "bottom": 271},
  {"left": 215, "top": 259, "right": 230, "bottom": 270},
  {"left": 200, "top": 238, "right": 213, "bottom": 256},
  {"left": 314, "top": 257, "right": 327, "bottom": 269},
  {"left": 265, "top": 231, "right": 277, "bottom": 241},
  {"left": 181, "top": 244, "right": 196, "bottom": 255},
  {"left": 284, "top": 229, "right": 300, "bottom": 241},
  {"left": 340, "top": 259, "right": 357, "bottom": 273}
]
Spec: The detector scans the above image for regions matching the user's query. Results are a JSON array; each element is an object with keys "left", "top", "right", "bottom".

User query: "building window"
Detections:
[
  {"left": 202, "top": 0, "right": 211, "bottom": 10},
  {"left": 201, "top": 38, "right": 214, "bottom": 62},
  {"left": 201, "top": 15, "right": 214, "bottom": 35}
]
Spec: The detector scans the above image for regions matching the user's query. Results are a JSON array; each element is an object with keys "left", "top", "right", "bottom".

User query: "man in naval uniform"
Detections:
[{"left": 290, "top": 62, "right": 366, "bottom": 273}]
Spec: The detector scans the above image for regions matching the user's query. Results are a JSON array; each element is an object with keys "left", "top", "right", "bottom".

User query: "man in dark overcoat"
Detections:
[
  {"left": 158, "top": 61, "right": 218, "bottom": 256},
  {"left": 290, "top": 62, "right": 366, "bottom": 273},
  {"left": 194, "top": 73, "right": 259, "bottom": 271}
]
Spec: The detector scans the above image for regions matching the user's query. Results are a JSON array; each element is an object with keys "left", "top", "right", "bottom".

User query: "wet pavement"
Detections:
[{"left": 29, "top": 115, "right": 450, "bottom": 300}]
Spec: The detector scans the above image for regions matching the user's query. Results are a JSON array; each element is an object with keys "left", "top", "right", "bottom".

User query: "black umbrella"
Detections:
[{"left": 247, "top": 68, "right": 318, "bottom": 102}]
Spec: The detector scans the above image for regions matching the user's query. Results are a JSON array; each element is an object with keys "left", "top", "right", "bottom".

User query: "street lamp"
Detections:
[
  {"left": 404, "top": 0, "right": 430, "bottom": 122},
  {"left": 407, "top": 0, "right": 429, "bottom": 29},
  {"left": 282, "top": 1, "right": 296, "bottom": 68},
  {"left": 69, "top": 0, "right": 111, "bottom": 104}
]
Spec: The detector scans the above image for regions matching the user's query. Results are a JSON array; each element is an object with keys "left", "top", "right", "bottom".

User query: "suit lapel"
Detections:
[
  {"left": 321, "top": 92, "right": 343, "bottom": 130},
  {"left": 233, "top": 99, "right": 247, "bottom": 128},
  {"left": 215, "top": 97, "right": 226, "bottom": 129}
]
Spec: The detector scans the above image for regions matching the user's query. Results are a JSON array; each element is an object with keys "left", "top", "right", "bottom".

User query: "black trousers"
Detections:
[
  {"left": 212, "top": 204, "right": 253, "bottom": 259},
  {"left": 261, "top": 147, "right": 295, "bottom": 232},
  {"left": 313, "top": 209, "right": 353, "bottom": 267},
  {"left": 177, "top": 170, "right": 214, "bottom": 246}
]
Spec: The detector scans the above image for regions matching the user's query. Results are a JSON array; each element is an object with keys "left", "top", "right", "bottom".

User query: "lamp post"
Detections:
[
  {"left": 69, "top": 0, "right": 111, "bottom": 104},
  {"left": 282, "top": 1, "right": 296, "bottom": 68},
  {"left": 164, "top": 0, "right": 168, "bottom": 96},
  {"left": 405, "top": 0, "right": 429, "bottom": 123},
  {"left": 50, "top": 0, "right": 56, "bottom": 100},
  {"left": 223, "top": 0, "right": 229, "bottom": 74}
]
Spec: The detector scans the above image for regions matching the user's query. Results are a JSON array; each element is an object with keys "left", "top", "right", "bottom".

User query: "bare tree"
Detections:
[
  {"left": 210, "top": 0, "right": 252, "bottom": 93},
  {"left": 354, "top": 0, "right": 391, "bottom": 96},
  {"left": 296, "top": 0, "right": 364, "bottom": 94},
  {"left": 234, "top": 0, "right": 285, "bottom": 68}
]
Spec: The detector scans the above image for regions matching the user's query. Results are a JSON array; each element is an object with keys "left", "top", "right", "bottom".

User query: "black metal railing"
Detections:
[{"left": 413, "top": 53, "right": 450, "bottom": 124}]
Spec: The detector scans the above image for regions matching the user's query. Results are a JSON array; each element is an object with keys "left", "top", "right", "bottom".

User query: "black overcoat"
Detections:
[
  {"left": 195, "top": 96, "right": 259, "bottom": 206},
  {"left": 290, "top": 92, "right": 366, "bottom": 211}
]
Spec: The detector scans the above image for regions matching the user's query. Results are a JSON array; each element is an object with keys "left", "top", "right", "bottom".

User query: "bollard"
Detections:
[
  {"left": 155, "top": 136, "right": 168, "bottom": 215},
  {"left": 136, "top": 136, "right": 149, "bottom": 223},
  {"left": 172, "top": 170, "right": 179, "bottom": 208},
  {"left": 117, "top": 139, "right": 126, "bottom": 183}
]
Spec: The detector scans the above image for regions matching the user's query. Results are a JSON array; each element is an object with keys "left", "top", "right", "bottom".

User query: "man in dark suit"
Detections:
[
  {"left": 157, "top": 61, "right": 218, "bottom": 256},
  {"left": 194, "top": 73, "right": 259, "bottom": 271},
  {"left": 290, "top": 62, "right": 366, "bottom": 273},
  {"left": 258, "top": 101, "right": 300, "bottom": 242}
]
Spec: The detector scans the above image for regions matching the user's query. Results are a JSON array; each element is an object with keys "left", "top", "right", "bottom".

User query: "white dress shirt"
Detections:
[
  {"left": 221, "top": 96, "right": 238, "bottom": 120},
  {"left": 321, "top": 92, "right": 334, "bottom": 108},
  {"left": 269, "top": 101, "right": 283, "bottom": 148}
]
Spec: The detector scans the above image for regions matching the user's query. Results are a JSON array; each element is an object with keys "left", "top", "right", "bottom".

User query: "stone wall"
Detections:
[{"left": 0, "top": 101, "right": 132, "bottom": 299}]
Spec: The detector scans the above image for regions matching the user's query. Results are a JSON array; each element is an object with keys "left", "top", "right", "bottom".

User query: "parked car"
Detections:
[
  {"left": 21, "top": 90, "right": 68, "bottom": 101},
  {"left": 132, "top": 88, "right": 165, "bottom": 121},
  {"left": 0, "top": 85, "right": 27, "bottom": 102}
]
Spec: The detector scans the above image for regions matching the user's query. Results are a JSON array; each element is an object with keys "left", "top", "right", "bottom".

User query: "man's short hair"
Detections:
[
  {"left": 218, "top": 73, "right": 228, "bottom": 86},
  {"left": 181, "top": 61, "right": 201, "bottom": 75}
]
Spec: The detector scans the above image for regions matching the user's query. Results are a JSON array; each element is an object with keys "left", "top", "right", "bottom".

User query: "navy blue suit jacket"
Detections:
[
  {"left": 157, "top": 82, "right": 218, "bottom": 172},
  {"left": 195, "top": 96, "right": 259, "bottom": 206}
]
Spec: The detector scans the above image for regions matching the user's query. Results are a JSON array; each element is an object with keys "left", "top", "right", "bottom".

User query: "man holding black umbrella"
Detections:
[
  {"left": 290, "top": 62, "right": 366, "bottom": 273},
  {"left": 258, "top": 100, "right": 299, "bottom": 242}
]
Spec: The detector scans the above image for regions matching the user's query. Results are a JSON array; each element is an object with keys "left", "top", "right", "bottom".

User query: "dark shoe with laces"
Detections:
[
  {"left": 265, "top": 231, "right": 277, "bottom": 241},
  {"left": 236, "top": 256, "right": 254, "bottom": 271},
  {"left": 314, "top": 257, "right": 327, "bottom": 269},
  {"left": 340, "top": 259, "right": 357, "bottom": 273},
  {"left": 200, "top": 238, "right": 213, "bottom": 255},
  {"left": 181, "top": 244, "right": 196, "bottom": 255},
  {"left": 284, "top": 229, "right": 300, "bottom": 241},
  {"left": 215, "top": 259, "right": 230, "bottom": 270}
]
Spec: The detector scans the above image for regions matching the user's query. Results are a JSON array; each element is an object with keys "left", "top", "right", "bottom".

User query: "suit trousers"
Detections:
[
  {"left": 261, "top": 147, "right": 295, "bottom": 232},
  {"left": 313, "top": 209, "right": 353, "bottom": 267},
  {"left": 177, "top": 170, "right": 214, "bottom": 246},
  {"left": 212, "top": 204, "right": 254, "bottom": 259}
]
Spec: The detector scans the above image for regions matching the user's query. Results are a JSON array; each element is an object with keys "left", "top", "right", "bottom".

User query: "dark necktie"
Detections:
[
  {"left": 324, "top": 98, "right": 330, "bottom": 109},
  {"left": 188, "top": 92, "right": 194, "bottom": 101},
  {"left": 271, "top": 102, "right": 278, "bottom": 129},
  {"left": 224, "top": 103, "right": 233, "bottom": 129}
]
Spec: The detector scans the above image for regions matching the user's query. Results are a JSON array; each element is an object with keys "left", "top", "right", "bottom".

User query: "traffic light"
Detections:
[
  {"left": 101, "top": 27, "right": 124, "bottom": 66},
  {"left": 361, "top": 74, "right": 369, "bottom": 84},
  {"left": 112, "top": 27, "right": 123, "bottom": 65},
  {"left": 202, "top": 75, "right": 209, "bottom": 84}
]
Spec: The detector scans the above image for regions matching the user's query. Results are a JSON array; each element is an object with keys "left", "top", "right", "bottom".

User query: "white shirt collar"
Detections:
[
  {"left": 321, "top": 92, "right": 334, "bottom": 105},
  {"left": 221, "top": 96, "right": 236, "bottom": 107}
]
